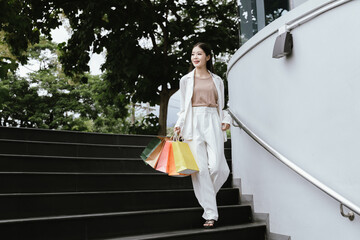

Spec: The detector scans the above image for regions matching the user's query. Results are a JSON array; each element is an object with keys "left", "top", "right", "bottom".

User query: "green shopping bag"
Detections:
[{"left": 140, "top": 137, "right": 166, "bottom": 167}]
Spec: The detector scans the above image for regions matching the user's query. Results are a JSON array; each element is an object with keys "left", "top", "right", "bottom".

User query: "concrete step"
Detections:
[
  {"left": 0, "top": 172, "right": 233, "bottom": 193},
  {"left": 0, "top": 154, "right": 232, "bottom": 173},
  {"left": 0, "top": 188, "right": 240, "bottom": 220},
  {"left": 0, "top": 126, "right": 155, "bottom": 146},
  {"left": 105, "top": 222, "right": 266, "bottom": 240},
  {"left": 0, "top": 205, "right": 252, "bottom": 239},
  {"left": 0, "top": 126, "right": 232, "bottom": 147},
  {"left": 0, "top": 139, "right": 232, "bottom": 159}
]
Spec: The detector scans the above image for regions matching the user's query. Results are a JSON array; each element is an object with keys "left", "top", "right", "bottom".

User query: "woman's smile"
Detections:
[{"left": 191, "top": 46, "right": 209, "bottom": 69}]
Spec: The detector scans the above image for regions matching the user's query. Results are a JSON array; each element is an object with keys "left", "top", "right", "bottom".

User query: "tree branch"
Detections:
[{"left": 149, "top": 31, "right": 158, "bottom": 50}]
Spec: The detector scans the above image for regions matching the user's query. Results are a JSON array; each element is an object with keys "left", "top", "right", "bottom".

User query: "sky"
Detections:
[{"left": 18, "top": 23, "right": 180, "bottom": 127}]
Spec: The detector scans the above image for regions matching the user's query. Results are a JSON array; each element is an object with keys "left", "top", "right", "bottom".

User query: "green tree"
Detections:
[
  {"left": 264, "top": 0, "right": 289, "bottom": 24},
  {"left": 0, "top": 31, "right": 18, "bottom": 78},
  {"left": 1, "top": 38, "right": 89, "bottom": 129},
  {"left": 0, "top": 38, "right": 94, "bottom": 129},
  {"left": 0, "top": 0, "right": 61, "bottom": 78},
  {"left": 1, "top": 1, "right": 240, "bottom": 135},
  {"left": 57, "top": 0, "right": 240, "bottom": 135},
  {"left": 0, "top": 74, "right": 39, "bottom": 127},
  {"left": 1, "top": 0, "right": 239, "bottom": 135},
  {"left": 1, "top": 37, "right": 159, "bottom": 134}
]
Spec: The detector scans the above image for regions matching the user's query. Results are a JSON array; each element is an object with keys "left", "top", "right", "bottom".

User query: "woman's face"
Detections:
[{"left": 191, "top": 46, "right": 210, "bottom": 69}]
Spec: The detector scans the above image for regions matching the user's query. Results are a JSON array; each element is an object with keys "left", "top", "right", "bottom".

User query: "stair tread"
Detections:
[
  {"left": 0, "top": 153, "right": 232, "bottom": 161},
  {"left": 105, "top": 222, "right": 266, "bottom": 240},
  {"left": 0, "top": 187, "right": 236, "bottom": 197},
  {"left": 0, "top": 153, "right": 140, "bottom": 160},
  {"left": 0, "top": 205, "right": 250, "bottom": 224},
  {"left": 0, "top": 139, "right": 231, "bottom": 150},
  {"left": 0, "top": 153, "right": 231, "bottom": 161},
  {"left": 0, "top": 138, "right": 144, "bottom": 147},
  {"left": 0, "top": 126, "right": 153, "bottom": 137},
  {"left": 0, "top": 171, "right": 168, "bottom": 175},
  {"left": 0, "top": 138, "right": 231, "bottom": 149},
  {"left": 0, "top": 172, "right": 233, "bottom": 178},
  {"left": 0, "top": 126, "right": 231, "bottom": 144},
  {"left": 0, "top": 126, "right": 157, "bottom": 143}
]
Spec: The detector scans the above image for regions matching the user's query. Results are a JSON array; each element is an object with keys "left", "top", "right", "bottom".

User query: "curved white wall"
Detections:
[{"left": 228, "top": 0, "right": 360, "bottom": 239}]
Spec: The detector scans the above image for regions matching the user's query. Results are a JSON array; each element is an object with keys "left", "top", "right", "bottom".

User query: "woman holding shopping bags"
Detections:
[{"left": 174, "top": 42, "right": 231, "bottom": 229}]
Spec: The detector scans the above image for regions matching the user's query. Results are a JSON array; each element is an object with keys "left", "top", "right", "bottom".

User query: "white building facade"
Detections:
[{"left": 227, "top": 0, "right": 360, "bottom": 239}]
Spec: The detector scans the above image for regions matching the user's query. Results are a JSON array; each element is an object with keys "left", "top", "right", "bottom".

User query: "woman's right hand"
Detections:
[{"left": 174, "top": 127, "right": 181, "bottom": 135}]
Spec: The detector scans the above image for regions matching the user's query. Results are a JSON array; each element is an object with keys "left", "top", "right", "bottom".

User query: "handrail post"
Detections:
[
  {"left": 340, "top": 204, "right": 355, "bottom": 221},
  {"left": 232, "top": 118, "right": 240, "bottom": 128}
]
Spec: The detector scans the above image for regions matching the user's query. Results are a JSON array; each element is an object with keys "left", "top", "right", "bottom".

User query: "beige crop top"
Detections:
[{"left": 191, "top": 75, "right": 218, "bottom": 107}]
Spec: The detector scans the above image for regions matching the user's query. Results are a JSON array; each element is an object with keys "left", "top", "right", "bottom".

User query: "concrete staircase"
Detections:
[{"left": 0, "top": 127, "right": 266, "bottom": 239}]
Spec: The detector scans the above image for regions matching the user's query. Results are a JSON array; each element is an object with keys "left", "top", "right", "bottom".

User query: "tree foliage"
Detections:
[
  {"left": 0, "top": 38, "right": 94, "bottom": 129},
  {"left": 1, "top": 0, "right": 239, "bottom": 135},
  {"left": 0, "top": 0, "right": 61, "bottom": 78},
  {"left": 0, "top": 38, "right": 159, "bottom": 134},
  {"left": 57, "top": 0, "right": 240, "bottom": 135},
  {"left": 264, "top": 0, "right": 289, "bottom": 24}
]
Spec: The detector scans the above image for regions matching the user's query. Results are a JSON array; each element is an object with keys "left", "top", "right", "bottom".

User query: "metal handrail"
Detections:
[{"left": 228, "top": 108, "right": 360, "bottom": 221}]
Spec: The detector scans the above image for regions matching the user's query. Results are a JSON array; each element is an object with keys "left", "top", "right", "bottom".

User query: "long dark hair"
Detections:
[{"left": 189, "top": 42, "right": 215, "bottom": 73}]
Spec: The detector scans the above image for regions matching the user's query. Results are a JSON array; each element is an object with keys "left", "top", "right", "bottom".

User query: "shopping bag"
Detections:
[
  {"left": 145, "top": 139, "right": 166, "bottom": 168},
  {"left": 155, "top": 140, "right": 172, "bottom": 173},
  {"left": 140, "top": 137, "right": 167, "bottom": 167},
  {"left": 167, "top": 142, "right": 188, "bottom": 177},
  {"left": 140, "top": 137, "right": 162, "bottom": 162},
  {"left": 172, "top": 141, "right": 199, "bottom": 175}
]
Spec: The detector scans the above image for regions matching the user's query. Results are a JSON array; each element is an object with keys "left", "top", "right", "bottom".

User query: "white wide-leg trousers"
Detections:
[{"left": 187, "top": 107, "right": 230, "bottom": 221}]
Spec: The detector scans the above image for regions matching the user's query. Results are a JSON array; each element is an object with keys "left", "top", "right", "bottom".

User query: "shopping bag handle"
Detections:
[{"left": 171, "top": 132, "right": 183, "bottom": 142}]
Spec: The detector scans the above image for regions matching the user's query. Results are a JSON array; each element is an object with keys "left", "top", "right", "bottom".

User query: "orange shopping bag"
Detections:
[
  {"left": 155, "top": 140, "right": 172, "bottom": 173},
  {"left": 167, "top": 142, "right": 188, "bottom": 177}
]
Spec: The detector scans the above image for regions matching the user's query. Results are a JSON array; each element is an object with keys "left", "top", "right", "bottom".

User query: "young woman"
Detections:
[{"left": 174, "top": 42, "right": 231, "bottom": 228}]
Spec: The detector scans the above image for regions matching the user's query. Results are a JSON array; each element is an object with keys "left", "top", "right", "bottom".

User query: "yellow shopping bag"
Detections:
[
  {"left": 167, "top": 141, "right": 189, "bottom": 177},
  {"left": 172, "top": 141, "right": 199, "bottom": 175}
]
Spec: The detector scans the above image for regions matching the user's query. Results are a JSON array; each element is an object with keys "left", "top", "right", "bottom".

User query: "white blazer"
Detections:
[{"left": 175, "top": 69, "right": 231, "bottom": 142}]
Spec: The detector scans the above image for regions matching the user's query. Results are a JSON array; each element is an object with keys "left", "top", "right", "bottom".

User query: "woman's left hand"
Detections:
[{"left": 221, "top": 123, "right": 230, "bottom": 131}]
